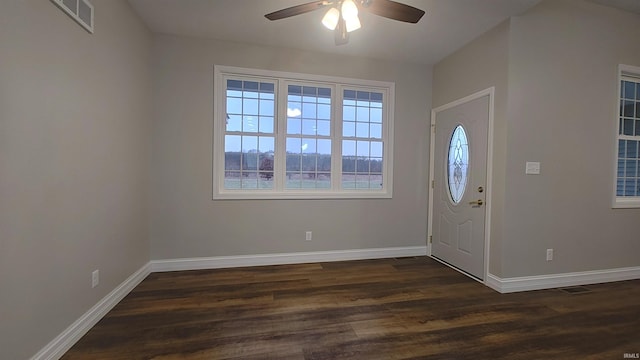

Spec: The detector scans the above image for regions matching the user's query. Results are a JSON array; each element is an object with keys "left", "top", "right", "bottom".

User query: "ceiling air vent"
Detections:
[{"left": 51, "top": 0, "right": 94, "bottom": 33}]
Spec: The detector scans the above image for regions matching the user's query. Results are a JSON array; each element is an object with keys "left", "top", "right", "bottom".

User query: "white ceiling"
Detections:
[{"left": 128, "top": 0, "right": 543, "bottom": 65}]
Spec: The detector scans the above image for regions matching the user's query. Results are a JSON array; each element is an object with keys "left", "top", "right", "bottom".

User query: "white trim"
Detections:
[
  {"left": 428, "top": 87, "right": 495, "bottom": 285},
  {"left": 151, "top": 246, "right": 427, "bottom": 272},
  {"left": 486, "top": 266, "right": 640, "bottom": 293},
  {"left": 31, "top": 263, "right": 151, "bottom": 360}
]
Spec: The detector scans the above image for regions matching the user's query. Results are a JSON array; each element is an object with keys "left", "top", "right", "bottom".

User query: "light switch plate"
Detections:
[{"left": 526, "top": 162, "right": 541, "bottom": 175}]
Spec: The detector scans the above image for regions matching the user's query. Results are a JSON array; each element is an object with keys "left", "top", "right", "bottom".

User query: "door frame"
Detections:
[{"left": 428, "top": 87, "right": 495, "bottom": 284}]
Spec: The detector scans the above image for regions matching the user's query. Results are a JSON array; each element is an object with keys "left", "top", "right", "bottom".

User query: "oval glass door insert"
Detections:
[{"left": 447, "top": 125, "right": 469, "bottom": 204}]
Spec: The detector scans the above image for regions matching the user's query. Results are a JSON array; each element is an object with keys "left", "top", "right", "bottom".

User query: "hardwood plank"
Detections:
[{"left": 62, "top": 257, "right": 640, "bottom": 360}]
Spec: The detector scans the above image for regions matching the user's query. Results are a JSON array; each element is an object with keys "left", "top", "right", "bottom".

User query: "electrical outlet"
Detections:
[
  {"left": 305, "top": 231, "right": 312, "bottom": 241},
  {"left": 92, "top": 269, "right": 99, "bottom": 288},
  {"left": 546, "top": 249, "right": 553, "bottom": 261}
]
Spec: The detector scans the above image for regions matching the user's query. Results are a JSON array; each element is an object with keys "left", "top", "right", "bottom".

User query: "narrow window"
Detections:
[{"left": 614, "top": 65, "right": 640, "bottom": 208}]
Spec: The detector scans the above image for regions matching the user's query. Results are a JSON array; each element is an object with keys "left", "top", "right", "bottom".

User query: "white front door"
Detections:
[{"left": 431, "top": 92, "right": 490, "bottom": 280}]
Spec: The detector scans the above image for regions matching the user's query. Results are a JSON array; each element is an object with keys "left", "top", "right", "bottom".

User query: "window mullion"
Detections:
[
  {"left": 274, "top": 79, "right": 287, "bottom": 192},
  {"left": 332, "top": 85, "right": 344, "bottom": 191}
]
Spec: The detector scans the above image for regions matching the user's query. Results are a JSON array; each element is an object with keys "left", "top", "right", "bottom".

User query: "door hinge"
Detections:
[
  {"left": 429, "top": 235, "right": 433, "bottom": 244},
  {"left": 431, "top": 180, "right": 435, "bottom": 188},
  {"left": 431, "top": 123, "right": 436, "bottom": 133}
]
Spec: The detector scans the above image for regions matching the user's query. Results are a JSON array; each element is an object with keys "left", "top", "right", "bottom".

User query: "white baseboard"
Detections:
[
  {"left": 486, "top": 266, "right": 640, "bottom": 293},
  {"left": 31, "top": 264, "right": 151, "bottom": 360},
  {"left": 150, "top": 246, "right": 428, "bottom": 272}
]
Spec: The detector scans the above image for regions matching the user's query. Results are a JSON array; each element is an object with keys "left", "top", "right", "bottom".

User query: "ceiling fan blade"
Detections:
[
  {"left": 364, "top": 0, "right": 425, "bottom": 23},
  {"left": 334, "top": 18, "right": 349, "bottom": 45},
  {"left": 265, "top": 1, "right": 330, "bottom": 21}
]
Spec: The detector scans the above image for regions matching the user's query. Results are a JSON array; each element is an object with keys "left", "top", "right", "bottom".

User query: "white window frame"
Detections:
[
  {"left": 213, "top": 65, "right": 394, "bottom": 200},
  {"left": 613, "top": 64, "right": 640, "bottom": 208}
]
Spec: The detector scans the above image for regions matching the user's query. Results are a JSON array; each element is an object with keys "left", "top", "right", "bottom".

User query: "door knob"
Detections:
[{"left": 469, "top": 199, "right": 483, "bottom": 206}]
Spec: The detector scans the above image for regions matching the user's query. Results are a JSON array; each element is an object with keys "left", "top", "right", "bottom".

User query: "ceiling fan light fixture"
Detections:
[
  {"left": 341, "top": 0, "right": 359, "bottom": 22},
  {"left": 321, "top": 7, "right": 340, "bottom": 30},
  {"left": 345, "top": 16, "right": 361, "bottom": 32}
]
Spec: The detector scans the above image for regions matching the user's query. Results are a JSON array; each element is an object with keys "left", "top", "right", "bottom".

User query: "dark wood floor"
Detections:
[{"left": 62, "top": 256, "right": 640, "bottom": 360}]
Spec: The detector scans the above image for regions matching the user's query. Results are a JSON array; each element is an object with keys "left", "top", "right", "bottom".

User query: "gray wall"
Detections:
[
  {"left": 433, "top": 0, "right": 640, "bottom": 279},
  {"left": 503, "top": 0, "right": 640, "bottom": 277},
  {"left": 433, "top": 20, "right": 510, "bottom": 276},
  {"left": 0, "top": 1, "right": 151, "bottom": 359},
  {"left": 150, "top": 35, "right": 432, "bottom": 260}
]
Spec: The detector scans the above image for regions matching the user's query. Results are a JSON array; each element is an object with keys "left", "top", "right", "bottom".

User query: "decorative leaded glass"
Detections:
[{"left": 448, "top": 125, "right": 469, "bottom": 204}]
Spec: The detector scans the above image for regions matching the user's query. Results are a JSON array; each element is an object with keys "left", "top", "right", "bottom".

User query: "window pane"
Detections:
[
  {"left": 242, "top": 136, "right": 257, "bottom": 152},
  {"left": 287, "top": 137, "right": 302, "bottom": 153},
  {"left": 288, "top": 102, "right": 302, "bottom": 117},
  {"left": 258, "top": 136, "right": 274, "bottom": 153},
  {"left": 343, "top": 121, "right": 355, "bottom": 137},
  {"left": 618, "top": 159, "right": 625, "bottom": 177},
  {"left": 225, "top": 135, "right": 241, "bottom": 152},
  {"left": 243, "top": 116, "right": 258, "bottom": 132},
  {"left": 260, "top": 82, "right": 274, "bottom": 93},
  {"left": 302, "top": 102, "right": 317, "bottom": 118},
  {"left": 623, "top": 100, "right": 634, "bottom": 117},
  {"left": 625, "top": 178, "right": 637, "bottom": 196},
  {"left": 317, "top": 120, "right": 330, "bottom": 136},
  {"left": 302, "top": 155, "right": 317, "bottom": 172},
  {"left": 227, "top": 114, "right": 241, "bottom": 132},
  {"left": 624, "top": 81, "right": 636, "bottom": 100},
  {"left": 357, "top": 141, "right": 370, "bottom": 157},
  {"left": 227, "top": 97, "right": 242, "bottom": 114},
  {"left": 343, "top": 140, "right": 356, "bottom": 156},
  {"left": 371, "top": 141, "right": 383, "bottom": 157},
  {"left": 624, "top": 118, "right": 634, "bottom": 135},
  {"left": 370, "top": 123, "right": 382, "bottom": 139},
  {"left": 288, "top": 118, "right": 301, "bottom": 134},
  {"left": 370, "top": 158, "right": 383, "bottom": 173},
  {"left": 627, "top": 140, "right": 638, "bottom": 158},
  {"left": 626, "top": 160, "right": 637, "bottom": 177},
  {"left": 302, "top": 119, "right": 316, "bottom": 135},
  {"left": 318, "top": 139, "right": 331, "bottom": 155},
  {"left": 370, "top": 108, "right": 382, "bottom": 123},
  {"left": 343, "top": 106, "right": 356, "bottom": 121},
  {"left": 242, "top": 153, "right": 258, "bottom": 170},
  {"left": 617, "top": 179, "right": 624, "bottom": 196},
  {"left": 287, "top": 154, "right": 301, "bottom": 171},
  {"left": 302, "top": 138, "right": 316, "bottom": 153},
  {"left": 259, "top": 117, "right": 274, "bottom": 133},
  {"left": 356, "top": 107, "right": 369, "bottom": 122},
  {"left": 243, "top": 98, "right": 259, "bottom": 115},
  {"left": 356, "top": 122, "right": 369, "bottom": 137},
  {"left": 259, "top": 99, "right": 274, "bottom": 116},
  {"left": 318, "top": 104, "right": 331, "bottom": 120}
]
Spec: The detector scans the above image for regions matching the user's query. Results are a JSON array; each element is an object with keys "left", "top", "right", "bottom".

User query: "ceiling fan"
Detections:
[{"left": 265, "top": 0, "right": 425, "bottom": 45}]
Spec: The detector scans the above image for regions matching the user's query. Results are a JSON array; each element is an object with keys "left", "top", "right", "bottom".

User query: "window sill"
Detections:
[
  {"left": 212, "top": 190, "right": 392, "bottom": 200},
  {"left": 613, "top": 197, "right": 640, "bottom": 209}
]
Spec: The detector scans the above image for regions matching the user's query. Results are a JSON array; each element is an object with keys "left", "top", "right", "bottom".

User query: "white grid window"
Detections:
[
  {"left": 342, "top": 89, "right": 385, "bottom": 190},
  {"left": 614, "top": 65, "right": 640, "bottom": 208},
  {"left": 214, "top": 66, "right": 394, "bottom": 200}
]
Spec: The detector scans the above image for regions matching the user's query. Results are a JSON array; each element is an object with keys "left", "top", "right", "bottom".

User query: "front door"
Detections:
[{"left": 431, "top": 92, "right": 490, "bottom": 280}]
